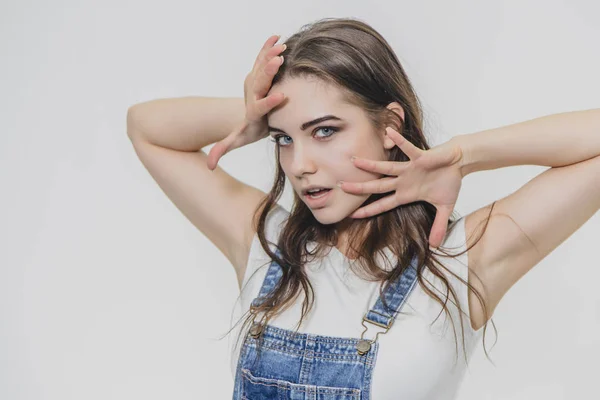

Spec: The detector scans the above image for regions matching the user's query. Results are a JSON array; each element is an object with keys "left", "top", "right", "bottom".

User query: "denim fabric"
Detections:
[{"left": 232, "top": 249, "right": 419, "bottom": 399}]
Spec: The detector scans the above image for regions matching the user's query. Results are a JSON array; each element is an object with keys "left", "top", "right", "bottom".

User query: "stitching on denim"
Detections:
[
  {"left": 242, "top": 369, "right": 361, "bottom": 396},
  {"left": 246, "top": 341, "right": 375, "bottom": 365},
  {"left": 242, "top": 344, "right": 377, "bottom": 368}
]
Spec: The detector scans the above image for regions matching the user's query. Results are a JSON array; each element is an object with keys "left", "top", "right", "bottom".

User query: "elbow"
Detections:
[{"left": 126, "top": 108, "right": 142, "bottom": 140}]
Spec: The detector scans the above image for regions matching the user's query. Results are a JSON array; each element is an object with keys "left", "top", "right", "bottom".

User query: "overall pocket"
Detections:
[{"left": 241, "top": 368, "right": 361, "bottom": 400}]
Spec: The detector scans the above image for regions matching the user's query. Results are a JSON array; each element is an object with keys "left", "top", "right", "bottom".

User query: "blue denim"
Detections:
[{"left": 232, "top": 250, "right": 419, "bottom": 399}]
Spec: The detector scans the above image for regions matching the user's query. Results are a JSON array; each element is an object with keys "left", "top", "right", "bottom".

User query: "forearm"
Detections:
[
  {"left": 127, "top": 96, "right": 246, "bottom": 151},
  {"left": 453, "top": 108, "right": 600, "bottom": 177}
]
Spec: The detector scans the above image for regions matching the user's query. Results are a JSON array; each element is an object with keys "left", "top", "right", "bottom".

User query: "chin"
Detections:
[
  {"left": 310, "top": 205, "right": 361, "bottom": 225},
  {"left": 311, "top": 212, "right": 341, "bottom": 225}
]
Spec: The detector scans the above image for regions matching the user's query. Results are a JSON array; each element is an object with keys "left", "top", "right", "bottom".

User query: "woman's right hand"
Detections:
[{"left": 207, "top": 35, "right": 287, "bottom": 171}]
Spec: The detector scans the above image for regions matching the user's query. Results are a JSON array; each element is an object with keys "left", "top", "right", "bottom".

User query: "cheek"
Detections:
[{"left": 336, "top": 151, "right": 381, "bottom": 182}]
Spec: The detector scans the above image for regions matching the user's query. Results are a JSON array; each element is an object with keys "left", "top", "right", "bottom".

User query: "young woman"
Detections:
[{"left": 126, "top": 18, "right": 600, "bottom": 400}]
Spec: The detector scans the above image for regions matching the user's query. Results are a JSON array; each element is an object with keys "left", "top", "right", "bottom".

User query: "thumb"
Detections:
[
  {"left": 206, "top": 121, "right": 249, "bottom": 170},
  {"left": 429, "top": 206, "right": 451, "bottom": 249},
  {"left": 207, "top": 135, "right": 233, "bottom": 171}
]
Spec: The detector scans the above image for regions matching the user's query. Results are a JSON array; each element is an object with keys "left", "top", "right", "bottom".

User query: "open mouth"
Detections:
[
  {"left": 305, "top": 188, "right": 331, "bottom": 198},
  {"left": 303, "top": 188, "right": 333, "bottom": 208}
]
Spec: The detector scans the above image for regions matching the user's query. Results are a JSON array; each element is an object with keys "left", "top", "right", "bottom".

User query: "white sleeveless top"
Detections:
[{"left": 228, "top": 204, "right": 484, "bottom": 400}]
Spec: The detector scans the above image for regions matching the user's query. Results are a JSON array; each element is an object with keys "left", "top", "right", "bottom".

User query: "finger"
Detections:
[
  {"left": 339, "top": 176, "right": 397, "bottom": 195},
  {"left": 207, "top": 134, "right": 235, "bottom": 170},
  {"left": 428, "top": 206, "right": 452, "bottom": 248},
  {"left": 254, "top": 35, "right": 281, "bottom": 69},
  {"left": 254, "top": 91, "right": 286, "bottom": 116},
  {"left": 351, "top": 156, "right": 409, "bottom": 176},
  {"left": 254, "top": 40, "right": 285, "bottom": 84},
  {"left": 349, "top": 193, "right": 400, "bottom": 219},
  {"left": 386, "top": 127, "right": 424, "bottom": 160},
  {"left": 255, "top": 53, "right": 285, "bottom": 98},
  {"left": 207, "top": 141, "right": 226, "bottom": 170}
]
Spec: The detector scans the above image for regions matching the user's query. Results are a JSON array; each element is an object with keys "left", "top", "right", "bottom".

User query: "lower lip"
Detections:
[{"left": 304, "top": 189, "right": 333, "bottom": 208}]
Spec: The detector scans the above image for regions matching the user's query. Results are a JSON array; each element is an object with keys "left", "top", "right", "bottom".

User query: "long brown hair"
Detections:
[{"left": 221, "top": 17, "right": 497, "bottom": 369}]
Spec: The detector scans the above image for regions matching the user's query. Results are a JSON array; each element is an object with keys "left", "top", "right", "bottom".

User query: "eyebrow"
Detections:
[{"left": 268, "top": 115, "right": 343, "bottom": 135}]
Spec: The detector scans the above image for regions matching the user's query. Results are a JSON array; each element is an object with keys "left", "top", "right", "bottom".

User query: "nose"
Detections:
[{"left": 288, "top": 144, "right": 317, "bottom": 178}]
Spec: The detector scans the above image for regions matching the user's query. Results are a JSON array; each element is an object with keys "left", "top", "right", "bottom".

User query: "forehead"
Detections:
[{"left": 267, "top": 77, "right": 356, "bottom": 124}]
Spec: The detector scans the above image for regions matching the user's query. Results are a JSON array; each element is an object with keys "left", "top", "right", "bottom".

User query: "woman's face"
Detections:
[{"left": 267, "top": 77, "right": 401, "bottom": 226}]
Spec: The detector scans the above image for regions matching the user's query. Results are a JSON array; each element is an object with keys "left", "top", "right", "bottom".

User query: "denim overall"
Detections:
[{"left": 232, "top": 249, "right": 419, "bottom": 400}]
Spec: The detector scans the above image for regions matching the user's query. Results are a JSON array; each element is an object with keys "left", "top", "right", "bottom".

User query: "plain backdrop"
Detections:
[{"left": 1, "top": 0, "right": 599, "bottom": 399}]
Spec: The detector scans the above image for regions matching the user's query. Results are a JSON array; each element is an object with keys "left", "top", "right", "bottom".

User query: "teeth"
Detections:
[{"left": 308, "top": 191, "right": 328, "bottom": 199}]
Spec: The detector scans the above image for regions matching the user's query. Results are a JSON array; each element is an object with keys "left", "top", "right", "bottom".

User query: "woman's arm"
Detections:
[
  {"left": 125, "top": 96, "right": 268, "bottom": 288},
  {"left": 452, "top": 108, "right": 600, "bottom": 316},
  {"left": 127, "top": 96, "right": 246, "bottom": 151},
  {"left": 454, "top": 108, "right": 600, "bottom": 177}
]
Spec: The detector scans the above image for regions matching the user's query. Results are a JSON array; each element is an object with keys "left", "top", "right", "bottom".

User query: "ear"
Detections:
[{"left": 382, "top": 102, "right": 405, "bottom": 150}]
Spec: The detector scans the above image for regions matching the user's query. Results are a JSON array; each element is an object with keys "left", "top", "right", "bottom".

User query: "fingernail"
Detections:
[
  {"left": 337, "top": 181, "right": 344, "bottom": 187},
  {"left": 282, "top": 43, "right": 287, "bottom": 52},
  {"left": 280, "top": 55, "right": 284, "bottom": 65},
  {"left": 351, "top": 156, "right": 356, "bottom": 162}
]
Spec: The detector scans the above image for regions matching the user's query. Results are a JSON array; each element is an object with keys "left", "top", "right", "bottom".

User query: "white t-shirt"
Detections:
[{"left": 228, "top": 204, "right": 484, "bottom": 400}]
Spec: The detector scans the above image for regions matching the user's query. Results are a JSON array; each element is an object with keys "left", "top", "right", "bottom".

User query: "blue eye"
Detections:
[{"left": 269, "top": 126, "right": 339, "bottom": 147}]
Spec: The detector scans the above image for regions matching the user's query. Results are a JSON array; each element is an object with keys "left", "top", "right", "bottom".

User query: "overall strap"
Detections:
[
  {"left": 356, "top": 255, "right": 419, "bottom": 355},
  {"left": 250, "top": 248, "right": 284, "bottom": 309},
  {"left": 247, "top": 249, "right": 284, "bottom": 339},
  {"left": 363, "top": 255, "right": 419, "bottom": 329}
]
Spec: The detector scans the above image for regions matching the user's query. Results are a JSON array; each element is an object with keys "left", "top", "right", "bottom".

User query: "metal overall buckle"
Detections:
[{"left": 356, "top": 312, "right": 394, "bottom": 356}]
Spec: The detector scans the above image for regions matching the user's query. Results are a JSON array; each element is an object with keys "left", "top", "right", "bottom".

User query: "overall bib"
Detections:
[{"left": 232, "top": 250, "right": 419, "bottom": 400}]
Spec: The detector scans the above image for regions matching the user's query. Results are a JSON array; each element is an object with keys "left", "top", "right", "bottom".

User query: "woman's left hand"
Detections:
[{"left": 339, "top": 127, "right": 465, "bottom": 249}]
